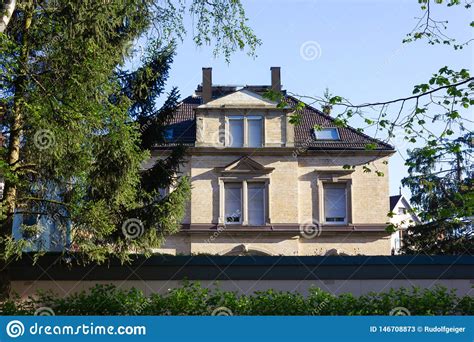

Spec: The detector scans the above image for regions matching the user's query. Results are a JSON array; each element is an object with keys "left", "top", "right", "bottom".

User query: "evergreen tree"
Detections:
[
  {"left": 400, "top": 134, "right": 473, "bottom": 254},
  {"left": 0, "top": 0, "right": 259, "bottom": 298}
]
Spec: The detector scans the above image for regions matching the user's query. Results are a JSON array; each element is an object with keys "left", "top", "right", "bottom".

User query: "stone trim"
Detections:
[
  {"left": 183, "top": 148, "right": 395, "bottom": 156},
  {"left": 315, "top": 170, "right": 354, "bottom": 225},
  {"left": 218, "top": 177, "right": 271, "bottom": 226},
  {"left": 214, "top": 156, "right": 275, "bottom": 175},
  {"left": 181, "top": 223, "right": 389, "bottom": 234}
]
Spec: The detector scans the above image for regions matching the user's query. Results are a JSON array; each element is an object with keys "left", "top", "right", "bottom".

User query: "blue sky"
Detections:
[{"left": 158, "top": 0, "right": 473, "bottom": 196}]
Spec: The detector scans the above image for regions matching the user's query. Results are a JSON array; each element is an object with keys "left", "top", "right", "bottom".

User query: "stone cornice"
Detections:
[{"left": 180, "top": 223, "right": 390, "bottom": 234}]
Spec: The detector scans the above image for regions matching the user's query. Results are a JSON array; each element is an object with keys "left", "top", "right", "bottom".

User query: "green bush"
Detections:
[{"left": 1, "top": 282, "right": 472, "bottom": 315}]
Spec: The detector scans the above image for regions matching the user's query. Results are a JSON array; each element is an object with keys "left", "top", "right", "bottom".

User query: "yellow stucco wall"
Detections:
[
  {"left": 154, "top": 151, "right": 392, "bottom": 256},
  {"left": 154, "top": 106, "right": 393, "bottom": 256}
]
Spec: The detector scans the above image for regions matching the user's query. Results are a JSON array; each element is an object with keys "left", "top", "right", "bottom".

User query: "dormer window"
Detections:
[
  {"left": 164, "top": 128, "right": 174, "bottom": 141},
  {"left": 314, "top": 128, "right": 340, "bottom": 140},
  {"left": 248, "top": 116, "right": 263, "bottom": 147},
  {"left": 226, "top": 115, "right": 263, "bottom": 148},
  {"left": 228, "top": 116, "right": 244, "bottom": 147}
]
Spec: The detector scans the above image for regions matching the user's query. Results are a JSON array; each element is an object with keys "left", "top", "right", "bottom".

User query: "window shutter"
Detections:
[
  {"left": 228, "top": 118, "right": 244, "bottom": 147},
  {"left": 324, "top": 184, "right": 346, "bottom": 221},
  {"left": 248, "top": 183, "right": 265, "bottom": 225},
  {"left": 225, "top": 183, "right": 242, "bottom": 223},
  {"left": 248, "top": 116, "right": 263, "bottom": 147}
]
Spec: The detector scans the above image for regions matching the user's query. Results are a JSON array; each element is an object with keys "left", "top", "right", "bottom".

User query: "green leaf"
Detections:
[
  {"left": 364, "top": 118, "right": 374, "bottom": 125},
  {"left": 289, "top": 114, "right": 302, "bottom": 125},
  {"left": 364, "top": 143, "right": 377, "bottom": 150}
]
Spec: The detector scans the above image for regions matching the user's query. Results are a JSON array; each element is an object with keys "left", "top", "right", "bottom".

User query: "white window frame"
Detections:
[
  {"left": 314, "top": 127, "right": 340, "bottom": 140},
  {"left": 225, "top": 114, "right": 264, "bottom": 148},
  {"left": 322, "top": 183, "right": 348, "bottom": 225},
  {"left": 219, "top": 178, "right": 269, "bottom": 226}
]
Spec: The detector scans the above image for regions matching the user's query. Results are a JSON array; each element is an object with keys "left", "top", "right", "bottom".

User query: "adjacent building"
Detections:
[{"left": 389, "top": 193, "right": 421, "bottom": 254}]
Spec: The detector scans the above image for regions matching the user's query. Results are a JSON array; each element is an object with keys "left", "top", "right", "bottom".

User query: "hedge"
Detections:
[{"left": 1, "top": 283, "right": 473, "bottom": 315}]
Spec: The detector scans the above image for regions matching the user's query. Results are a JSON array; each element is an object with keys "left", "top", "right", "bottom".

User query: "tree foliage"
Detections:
[
  {"left": 0, "top": 0, "right": 259, "bottom": 272},
  {"left": 400, "top": 134, "right": 473, "bottom": 254},
  {"left": 268, "top": 0, "right": 473, "bottom": 254}
]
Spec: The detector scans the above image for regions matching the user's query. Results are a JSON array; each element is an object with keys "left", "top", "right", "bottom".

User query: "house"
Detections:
[
  {"left": 2, "top": 67, "right": 397, "bottom": 256},
  {"left": 389, "top": 193, "right": 421, "bottom": 254},
  {"left": 153, "top": 67, "right": 396, "bottom": 256}
]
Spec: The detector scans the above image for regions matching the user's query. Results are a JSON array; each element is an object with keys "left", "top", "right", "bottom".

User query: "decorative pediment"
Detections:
[
  {"left": 197, "top": 89, "right": 281, "bottom": 109},
  {"left": 215, "top": 156, "right": 274, "bottom": 175},
  {"left": 315, "top": 169, "right": 354, "bottom": 182}
]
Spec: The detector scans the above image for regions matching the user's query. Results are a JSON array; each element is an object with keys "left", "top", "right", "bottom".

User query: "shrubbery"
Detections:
[{"left": 1, "top": 283, "right": 473, "bottom": 315}]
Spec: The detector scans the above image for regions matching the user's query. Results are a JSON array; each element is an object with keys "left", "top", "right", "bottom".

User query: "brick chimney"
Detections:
[
  {"left": 202, "top": 67, "right": 212, "bottom": 104},
  {"left": 270, "top": 66, "right": 281, "bottom": 92}
]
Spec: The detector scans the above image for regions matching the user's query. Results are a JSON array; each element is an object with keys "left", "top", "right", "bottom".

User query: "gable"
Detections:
[
  {"left": 389, "top": 195, "right": 421, "bottom": 224},
  {"left": 389, "top": 195, "right": 402, "bottom": 211},
  {"left": 198, "top": 89, "right": 280, "bottom": 109},
  {"left": 215, "top": 156, "right": 274, "bottom": 174}
]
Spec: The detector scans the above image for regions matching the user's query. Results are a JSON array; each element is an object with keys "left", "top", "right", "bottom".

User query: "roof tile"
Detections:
[{"left": 157, "top": 92, "right": 394, "bottom": 151}]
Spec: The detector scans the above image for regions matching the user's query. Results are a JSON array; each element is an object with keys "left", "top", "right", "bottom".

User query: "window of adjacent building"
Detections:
[
  {"left": 22, "top": 214, "right": 39, "bottom": 226},
  {"left": 314, "top": 127, "right": 340, "bottom": 140},
  {"left": 248, "top": 183, "right": 265, "bottom": 225},
  {"left": 227, "top": 115, "right": 263, "bottom": 147},
  {"left": 163, "top": 128, "right": 174, "bottom": 141},
  {"left": 247, "top": 116, "right": 263, "bottom": 148},
  {"left": 158, "top": 187, "right": 169, "bottom": 200},
  {"left": 224, "top": 183, "right": 242, "bottom": 223},
  {"left": 398, "top": 207, "right": 407, "bottom": 215},
  {"left": 323, "top": 183, "right": 347, "bottom": 223}
]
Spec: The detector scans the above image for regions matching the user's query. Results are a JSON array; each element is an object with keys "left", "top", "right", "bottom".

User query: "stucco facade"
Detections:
[
  {"left": 155, "top": 151, "right": 392, "bottom": 256},
  {"left": 153, "top": 67, "right": 395, "bottom": 256}
]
